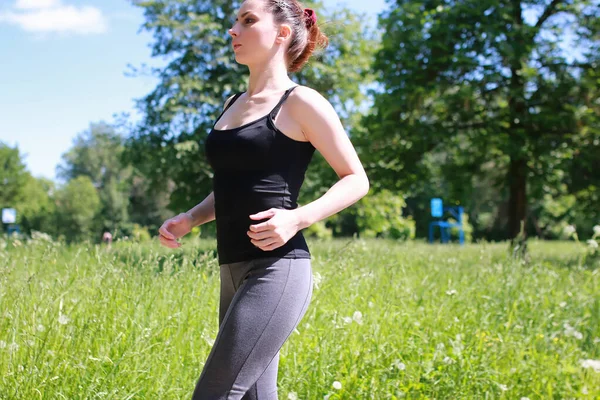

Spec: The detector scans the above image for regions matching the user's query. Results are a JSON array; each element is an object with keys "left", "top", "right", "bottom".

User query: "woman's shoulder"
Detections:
[
  {"left": 288, "top": 85, "right": 332, "bottom": 115},
  {"left": 290, "top": 84, "right": 322, "bottom": 101}
]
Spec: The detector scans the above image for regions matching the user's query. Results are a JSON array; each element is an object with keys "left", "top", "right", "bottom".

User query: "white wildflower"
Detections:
[
  {"left": 0, "top": 341, "right": 5, "bottom": 349},
  {"left": 582, "top": 386, "right": 589, "bottom": 395},
  {"left": 342, "top": 317, "right": 352, "bottom": 324},
  {"left": 587, "top": 239, "right": 598, "bottom": 249},
  {"left": 203, "top": 335, "right": 215, "bottom": 346},
  {"left": 332, "top": 381, "right": 342, "bottom": 390},
  {"left": 520, "top": 397, "right": 531, "bottom": 400},
  {"left": 323, "top": 395, "right": 330, "bottom": 400},
  {"left": 446, "top": 289, "right": 458, "bottom": 296},
  {"left": 31, "top": 231, "right": 52, "bottom": 242},
  {"left": 37, "top": 324, "right": 45, "bottom": 332},
  {"left": 8, "top": 342, "right": 19, "bottom": 352},
  {"left": 288, "top": 392, "right": 298, "bottom": 400},
  {"left": 593, "top": 225, "right": 600, "bottom": 236},
  {"left": 450, "top": 334, "right": 463, "bottom": 357},
  {"left": 392, "top": 359, "right": 406, "bottom": 370},
  {"left": 352, "top": 311, "right": 363, "bottom": 325},
  {"left": 580, "top": 359, "right": 600, "bottom": 372},
  {"left": 563, "top": 323, "right": 583, "bottom": 340},
  {"left": 443, "top": 356, "right": 455, "bottom": 365},
  {"left": 58, "top": 314, "right": 70, "bottom": 325},
  {"left": 312, "top": 272, "right": 322, "bottom": 289},
  {"left": 564, "top": 225, "right": 576, "bottom": 236},
  {"left": 559, "top": 302, "right": 567, "bottom": 308},
  {"left": 498, "top": 384, "right": 509, "bottom": 391}
]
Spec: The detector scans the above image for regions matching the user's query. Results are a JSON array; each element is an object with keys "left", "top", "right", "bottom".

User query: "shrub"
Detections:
[
  {"left": 331, "top": 189, "right": 415, "bottom": 240},
  {"left": 304, "top": 220, "right": 333, "bottom": 240},
  {"left": 448, "top": 213, "right": 474, "bottom": 243}
]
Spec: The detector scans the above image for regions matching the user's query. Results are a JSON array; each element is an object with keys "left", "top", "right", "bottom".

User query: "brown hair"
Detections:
[{"left": 264, "top": 0, "right": 329, "bottom": 72}]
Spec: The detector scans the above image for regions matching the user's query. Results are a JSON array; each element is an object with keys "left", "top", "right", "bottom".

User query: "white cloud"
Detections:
[
  {"left": 15, "top": 0, "right": 60, "bottom": 10},
  {"left": 0, "top": 1, "right": 107, "bottom": 35}
]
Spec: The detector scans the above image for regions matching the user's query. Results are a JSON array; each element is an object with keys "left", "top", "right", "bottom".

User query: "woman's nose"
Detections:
[{"left": 228, "top": 27, "right": 237, "bottom": 37}]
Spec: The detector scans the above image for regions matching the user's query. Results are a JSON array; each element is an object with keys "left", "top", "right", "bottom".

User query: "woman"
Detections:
[{"left": 158, "top": 0, "right": 369, "bottom": 398}]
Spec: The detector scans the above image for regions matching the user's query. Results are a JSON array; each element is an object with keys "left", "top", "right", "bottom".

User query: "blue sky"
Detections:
[{"left": 0, "top": 0, "right": 387, "bottom": 182}]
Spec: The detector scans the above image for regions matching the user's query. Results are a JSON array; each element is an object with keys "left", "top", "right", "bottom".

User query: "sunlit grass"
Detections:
[{"left": 1, "top": 237, "right": 598, "bottom": 399}]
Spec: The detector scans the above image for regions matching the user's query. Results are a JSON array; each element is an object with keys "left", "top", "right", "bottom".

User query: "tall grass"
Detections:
[{"left": 1, "top": 237, "right": 598, "bottom": 399}]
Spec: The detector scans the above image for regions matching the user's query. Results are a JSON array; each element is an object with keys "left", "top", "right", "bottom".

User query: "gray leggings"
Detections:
[{"left": 192, "top": 256, "right": 313, "bottom": 400}]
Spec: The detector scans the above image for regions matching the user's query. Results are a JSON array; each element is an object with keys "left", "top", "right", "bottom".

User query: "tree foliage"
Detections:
[{"left": 362, "top": 0, "right": 599, "bottom": 240}]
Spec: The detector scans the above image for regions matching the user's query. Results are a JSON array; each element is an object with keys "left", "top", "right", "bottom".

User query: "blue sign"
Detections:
[{"left": 2, "top": 208, "right": 16, "bottom": 224}]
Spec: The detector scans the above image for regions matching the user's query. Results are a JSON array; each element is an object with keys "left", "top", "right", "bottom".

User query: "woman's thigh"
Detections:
[{"left": 192, "top": 257, "right": 313, "bottom": 400}]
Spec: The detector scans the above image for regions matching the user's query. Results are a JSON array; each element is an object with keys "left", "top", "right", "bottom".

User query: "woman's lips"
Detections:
[{"left": 233, "top": 44, "right": 242, "bottom": 50}]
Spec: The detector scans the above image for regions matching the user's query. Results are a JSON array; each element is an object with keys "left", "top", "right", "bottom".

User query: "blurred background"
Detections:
[{"left": 1, "top": 0, "right": 598, "bottom": 244}]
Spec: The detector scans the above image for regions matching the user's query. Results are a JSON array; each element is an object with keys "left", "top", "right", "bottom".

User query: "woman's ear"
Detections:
[{"left": 275, "top": 23, "right": 292, "bottom": 44}]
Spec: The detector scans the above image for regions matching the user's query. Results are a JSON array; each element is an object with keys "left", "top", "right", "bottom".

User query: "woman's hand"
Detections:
[
  {"left": 158, "top": 213, "right": 193, "bottom": 249},
  {"left": 248, "top": 208, "right": 301, "bottom": 251}
]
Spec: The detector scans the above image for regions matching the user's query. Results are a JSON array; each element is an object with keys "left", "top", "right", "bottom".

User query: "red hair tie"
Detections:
[{"left": 304, "top": 8, "right": 317, "bottom": 28}]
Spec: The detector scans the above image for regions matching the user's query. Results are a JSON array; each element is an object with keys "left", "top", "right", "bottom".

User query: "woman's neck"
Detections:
[{"left": 246, "top": 58, "right": 294, "bottom": 97}]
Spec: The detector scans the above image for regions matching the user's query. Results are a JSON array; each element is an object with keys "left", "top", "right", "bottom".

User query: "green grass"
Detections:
[{"left": 1, "top": 237, "right": 598, "bottom": 399}]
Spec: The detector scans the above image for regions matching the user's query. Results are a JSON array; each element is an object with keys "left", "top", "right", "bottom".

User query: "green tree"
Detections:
[
  {"left": 0, "top": 142, "right": 28, "bottom": 209},
  {"left": 58, "top": 122, "right": 132, "bottom": 232},
  {"left": 17, "top": 176, "right": 57, "bottom": 236},
  {"left": 363, "top": 0, "right": 599, "bottom": 240},
  {"left": 126, "top": 0, "right": 377, "bottom": 213},
  {"left": 55, "top": 176, "right": 101, "bottom": 242}
]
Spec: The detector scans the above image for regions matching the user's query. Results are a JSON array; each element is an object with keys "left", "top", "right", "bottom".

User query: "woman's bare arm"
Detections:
[
  {"left": 289, "top": 86, "right": 370, "bottom": 229},
  {"left": 185, "top": 191, "right": 215, "bottom": 227}
]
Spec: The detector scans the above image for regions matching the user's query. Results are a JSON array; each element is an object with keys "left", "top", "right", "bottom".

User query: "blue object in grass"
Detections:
[{"left": 429, "top": 198, "right": 464, "bottom": 245}]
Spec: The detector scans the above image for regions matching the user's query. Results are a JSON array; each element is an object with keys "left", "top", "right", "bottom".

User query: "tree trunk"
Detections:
[
  {"left": 507, "top": 0, "right": 528, "bottom": 241},
  {"left": 508, "top": 157, "right": 527, "bottom": 240}
]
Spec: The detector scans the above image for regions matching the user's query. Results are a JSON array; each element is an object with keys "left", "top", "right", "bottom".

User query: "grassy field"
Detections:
[{"left": 0, "top": 236, "right": 599, "bottom": 399}]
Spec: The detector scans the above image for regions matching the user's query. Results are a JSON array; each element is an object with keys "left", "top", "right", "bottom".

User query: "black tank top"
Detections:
[{"left": 205, "top": 86, "right": 316, "bottom": 264}]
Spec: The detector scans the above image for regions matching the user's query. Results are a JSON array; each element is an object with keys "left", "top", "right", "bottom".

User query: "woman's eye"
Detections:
[{"left": 245, "top": 18, "right": 255, "bottom": 23}]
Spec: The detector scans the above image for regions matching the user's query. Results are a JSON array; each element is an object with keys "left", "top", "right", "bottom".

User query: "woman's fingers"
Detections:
[
  {"left": 159, "top": 233, "right": 180, "bottom": 248},
  {"left": 251, "top": 237, "right": 278, "bottom": 249},
  {"left": 261, "top": 241, "right": 281, "bottom": 251},
  {"left": 158, "top": 222, "right": 175, "bottom": 240},
  {"left": 247, "top": 230, "right": 272, "bottom": 240}
]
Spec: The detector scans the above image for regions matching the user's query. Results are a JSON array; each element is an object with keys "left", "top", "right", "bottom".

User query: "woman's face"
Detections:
[{"left": 228, "top": 0, "right": 284, "bottom": 66}]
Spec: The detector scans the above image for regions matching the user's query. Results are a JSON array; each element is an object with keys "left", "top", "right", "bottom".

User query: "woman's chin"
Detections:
[{"left": 234, "top": 54, "right": 249, "bottom": 65}]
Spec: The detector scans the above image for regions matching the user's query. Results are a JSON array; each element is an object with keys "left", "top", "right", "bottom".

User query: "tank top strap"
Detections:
[
  {"left": 224, "top": 92, "right": 244, "bottom": 112},
  {"left": 212, "top": 92, "right": 243, "bottom": 128},
  {"left": 269, "top": 86, "right": 300, "bottom": 120}
]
